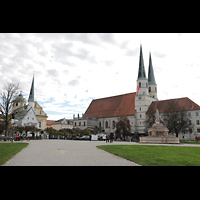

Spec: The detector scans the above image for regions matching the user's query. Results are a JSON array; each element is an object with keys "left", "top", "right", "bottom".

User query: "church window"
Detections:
[
  {"left": 139, "top": 82, "right": 141, "bottom": 87},
  {"left": 99, "top": 122, "right": 101, "bottom": 128},
  {"left": 84, "top": 121, "right": 86, "bottom": 126},
  {"left": 105, "top": 121, "right": 108, "bottom": 128},
  {"left": 112, "top": 121, "right": 115, "bottom": 129},
  {"left": 16, "top": 103, "right": 18, "bottom": 106},
  {"left": 39, "top": 122, "right": 41, "bottom": 128},
  {"left": 140, "top": 114, "right": 142, "bottom": 118},
  {"left": 149, "top": 87, "right": 151, "bottom": 92}
]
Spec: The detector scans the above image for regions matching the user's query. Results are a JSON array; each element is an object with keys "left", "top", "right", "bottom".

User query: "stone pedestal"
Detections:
[{"left": 139, "top": 136, "right": 180, "bottom": 144}]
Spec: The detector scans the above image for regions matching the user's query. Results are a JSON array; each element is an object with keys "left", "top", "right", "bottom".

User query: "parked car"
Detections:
[{"left": 79, "top": 135, "right": 90, "bottom": 140}]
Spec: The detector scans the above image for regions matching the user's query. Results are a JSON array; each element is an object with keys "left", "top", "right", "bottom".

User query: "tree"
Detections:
[
  {"left": 0, "top": 82, "right": 19, "bottom": 137},
  {"left": 115, "top": 116, "right": 131, "bottom": 140},
  {"left": 162, "top": 100, "right": 192, "bottom": 137}
]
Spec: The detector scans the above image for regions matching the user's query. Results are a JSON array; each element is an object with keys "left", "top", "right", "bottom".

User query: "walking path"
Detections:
[
  {"left": 3, "top": 140, "right": 140, "bottom": 166},
  {"left": 3, "top": 140, "right": 200, "bottom": 166}
]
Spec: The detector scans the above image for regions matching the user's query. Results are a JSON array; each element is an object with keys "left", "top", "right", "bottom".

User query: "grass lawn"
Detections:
[
  {"left": 0, "top": 143, "right": 29, "bottom": 165},
  {"left": 97, "top": 145, "right": 200, "bottom": 166}
]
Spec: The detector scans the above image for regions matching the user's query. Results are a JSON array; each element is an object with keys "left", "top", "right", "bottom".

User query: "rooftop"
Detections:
[
  {"left": 83, "top": 92, "right": 136, "bottom": 118},
  {"left": 147, "top": 97, "right": 200, "bottom": 115}
]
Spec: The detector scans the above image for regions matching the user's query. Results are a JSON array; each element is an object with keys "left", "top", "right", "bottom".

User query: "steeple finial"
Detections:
[
  {"left": 28, "top": 75, "right": 34, "bottom": 102},
  {"left": 137, "top": 44, "right": 146, "bottom": 80},
  {"left": 148, "top": 53, "right": 156, "bottom": 85}
]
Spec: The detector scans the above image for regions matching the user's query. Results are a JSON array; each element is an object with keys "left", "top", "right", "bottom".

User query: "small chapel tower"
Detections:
[
  {"left": 136, "top": 45, "right": 148, "bottom": 96},
  {"left": 28, "top": 75, "right": 35, "bottom": 110},
  {"left": 148, "top": 53, "right": 158, "bottom": 99}
]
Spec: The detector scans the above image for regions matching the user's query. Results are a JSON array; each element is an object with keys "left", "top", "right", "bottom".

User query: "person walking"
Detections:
[
  {"left": 110, "top": 132, "right": 114, "bottom": 143},
  {"left": 15, "top": 134, "right": 19, "bottom": 141},
  {"left": 106, "top": 132, "right": 110, "bottom": 143}
]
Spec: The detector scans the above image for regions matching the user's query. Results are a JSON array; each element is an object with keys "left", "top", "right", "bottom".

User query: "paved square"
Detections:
[{"left": 3, "top": 140, "right": 140, "bottom": 166}]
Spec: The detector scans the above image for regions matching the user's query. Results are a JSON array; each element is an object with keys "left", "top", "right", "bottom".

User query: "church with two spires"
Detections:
[{"left": 74, "top": 45, "right": 200, "bottom": 139}]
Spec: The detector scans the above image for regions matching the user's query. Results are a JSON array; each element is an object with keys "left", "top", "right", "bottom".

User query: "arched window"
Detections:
[
  {"left": 105, "top": 121, "right": 108, "bottom": 128},
  {"left": 149, "top": 87, "right": 151, "bottom": 92},
  {"left": 99, "top": 122, "right": 101, "bottom": 128},
  {"left": 112, "top": 121, "right": 115, "bottom": 129},
  {"left": 139, "top": 82, "right": 141, "bottom": 87}
]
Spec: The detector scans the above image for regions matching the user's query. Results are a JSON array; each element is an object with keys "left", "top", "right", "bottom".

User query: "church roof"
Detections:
[
  {"left": 28, "top": 75, "right": 34, "bottom": 102},
  {"left": 137, "top": 45, "right": 147, "bottom": 80},
  {"left": 148, "top": 53, "right": 156, "bottom": 85},
  {"left": 83, "top": 92, "right": 136, "bottom": 118},
  {"left": 147, "top": 97, "right": 200, "bottom": 115}
]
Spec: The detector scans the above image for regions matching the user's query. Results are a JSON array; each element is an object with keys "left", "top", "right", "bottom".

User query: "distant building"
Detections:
[
  {"left": 51, "top": 118, "right": 73, "bottom": 130},
  {"left": 46, "top": 120, "right": 56, "bottom": 128},
  {"left": 13, "top": 75, "right": 48, "bottom": 130}
]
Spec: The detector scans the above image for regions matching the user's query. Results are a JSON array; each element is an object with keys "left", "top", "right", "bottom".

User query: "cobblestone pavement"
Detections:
[{"left": 3, "top": 140, "right": 141, "bottom": 166}]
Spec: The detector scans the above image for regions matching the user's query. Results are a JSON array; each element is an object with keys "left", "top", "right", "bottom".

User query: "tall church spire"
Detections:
[
  {"left": 137, "top": 44, "right": 147, "bottom": 80},
  {"left": 148, "top": 53, "right": 156, "bottom": 85},
  {"left": 148, "top": 53, "right": 157, "bottom": 99},
  {"left": 28, "top": 75, "right": 34, "bottom": 102}
]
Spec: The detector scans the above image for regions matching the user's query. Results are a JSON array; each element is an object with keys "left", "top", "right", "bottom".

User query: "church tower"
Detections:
[
  {"left": 148, "top": 53, "right": 157, "bottom": 99},
  {"left": 136, "top": 45, "right": 148, "bottom": 96},
  {"left": 28, "top": 75, "right": 35, "bottom": 110},
  {"left": 135, "top": 46, "right": 157, "bottom": 134}
]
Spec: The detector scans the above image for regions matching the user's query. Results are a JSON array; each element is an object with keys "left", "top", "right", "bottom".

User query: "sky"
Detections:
[{"left": 0, "top": 33, "right": 199, "bottom": 120}]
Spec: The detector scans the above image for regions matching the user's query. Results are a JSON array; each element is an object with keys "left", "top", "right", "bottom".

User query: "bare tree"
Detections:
[
  {"left": 0, "top": 82, "right": 19, "bottom": 137},
  {"left": 115, "top": 116, "right": 131, "bottom": 140},
  {"left": 163, "top": 100, "right": 192, "bottom": 137}
]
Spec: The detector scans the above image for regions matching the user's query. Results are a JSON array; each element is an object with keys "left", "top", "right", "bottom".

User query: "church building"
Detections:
[
  {"left": 13, "top": 76, "right": 48, "bottom": 130},
  {"left": 73, "top": 45, "right": 200, "bottom": 140},
  {"left": 73, "top": 45, "right": 158, "bottom": 134}
]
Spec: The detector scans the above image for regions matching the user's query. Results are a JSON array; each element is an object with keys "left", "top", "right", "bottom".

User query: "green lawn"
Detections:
[
  {"left": 0, "top": 143, "right": 29, "bottom": 165},
  {"left": 97, "top": 145, "right": 200, "bottom": 166}
]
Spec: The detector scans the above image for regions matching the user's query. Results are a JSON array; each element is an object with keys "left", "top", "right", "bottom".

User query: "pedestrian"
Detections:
[
  {"left": 110, "top": 132, "right": 114, "bottom": 143},
  {"left": 15, "top": 134, "right": 19, "bottom": 141},
  {"left": 89, "top": 134, "right": 92, "bottom": 141},
  {"left": 106, "top": 132, "right": 110, "bottom": 143}
]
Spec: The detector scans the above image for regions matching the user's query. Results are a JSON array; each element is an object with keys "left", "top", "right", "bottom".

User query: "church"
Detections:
[
  {"left": 73, "top": 45, "right": 200, "bottom": 140},
  {"left": 12, "top": 76, "right": 48, "bottom": 130}
]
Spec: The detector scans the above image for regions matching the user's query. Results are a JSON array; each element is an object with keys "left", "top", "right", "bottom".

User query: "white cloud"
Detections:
[{"left": 0, "top": 33, "right": 200, "bottom": 120}]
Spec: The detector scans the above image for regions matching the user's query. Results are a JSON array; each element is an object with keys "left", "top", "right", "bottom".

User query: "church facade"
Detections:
[
  {"left": 12, "top": 76, "right": 48, "bottom": 130},
  {"left": 73, "top": 45, "right": 158, "bottom": 134},
  {"left": 73, "top": 45, "right": 200, "bottom": 140}
]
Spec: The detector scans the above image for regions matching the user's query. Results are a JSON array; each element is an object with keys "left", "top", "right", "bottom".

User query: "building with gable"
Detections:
[
  {"left": 73, "top": 45, "right": 200, "bottom": 140},
  {"left": 13, "top": 75, "right": 48, "bottom": 130}
]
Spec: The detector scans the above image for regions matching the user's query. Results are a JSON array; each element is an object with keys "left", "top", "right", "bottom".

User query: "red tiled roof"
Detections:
[
  {"left": 46, "top": 120, "right": 56, "bottom": 125},
  {"left": 147, "top": 97, "right": 200, "bottom": 115},
  {"left": 83, "top": 92, "right": 136, "bottom": 118}
]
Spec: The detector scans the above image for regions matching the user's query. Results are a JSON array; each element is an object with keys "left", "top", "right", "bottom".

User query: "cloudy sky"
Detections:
[{"left": 0, "top": 33, "right": 199, "bottom": 120}]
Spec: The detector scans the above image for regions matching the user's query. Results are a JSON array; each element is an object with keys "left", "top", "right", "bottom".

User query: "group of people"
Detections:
[{"left": 106, "top": 132, "right": 114, "bottom": 143}]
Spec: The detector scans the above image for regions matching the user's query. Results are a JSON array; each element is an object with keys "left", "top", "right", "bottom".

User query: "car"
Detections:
[{"left": 79, "top": 135, "right": 90, "bottom": 140}]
